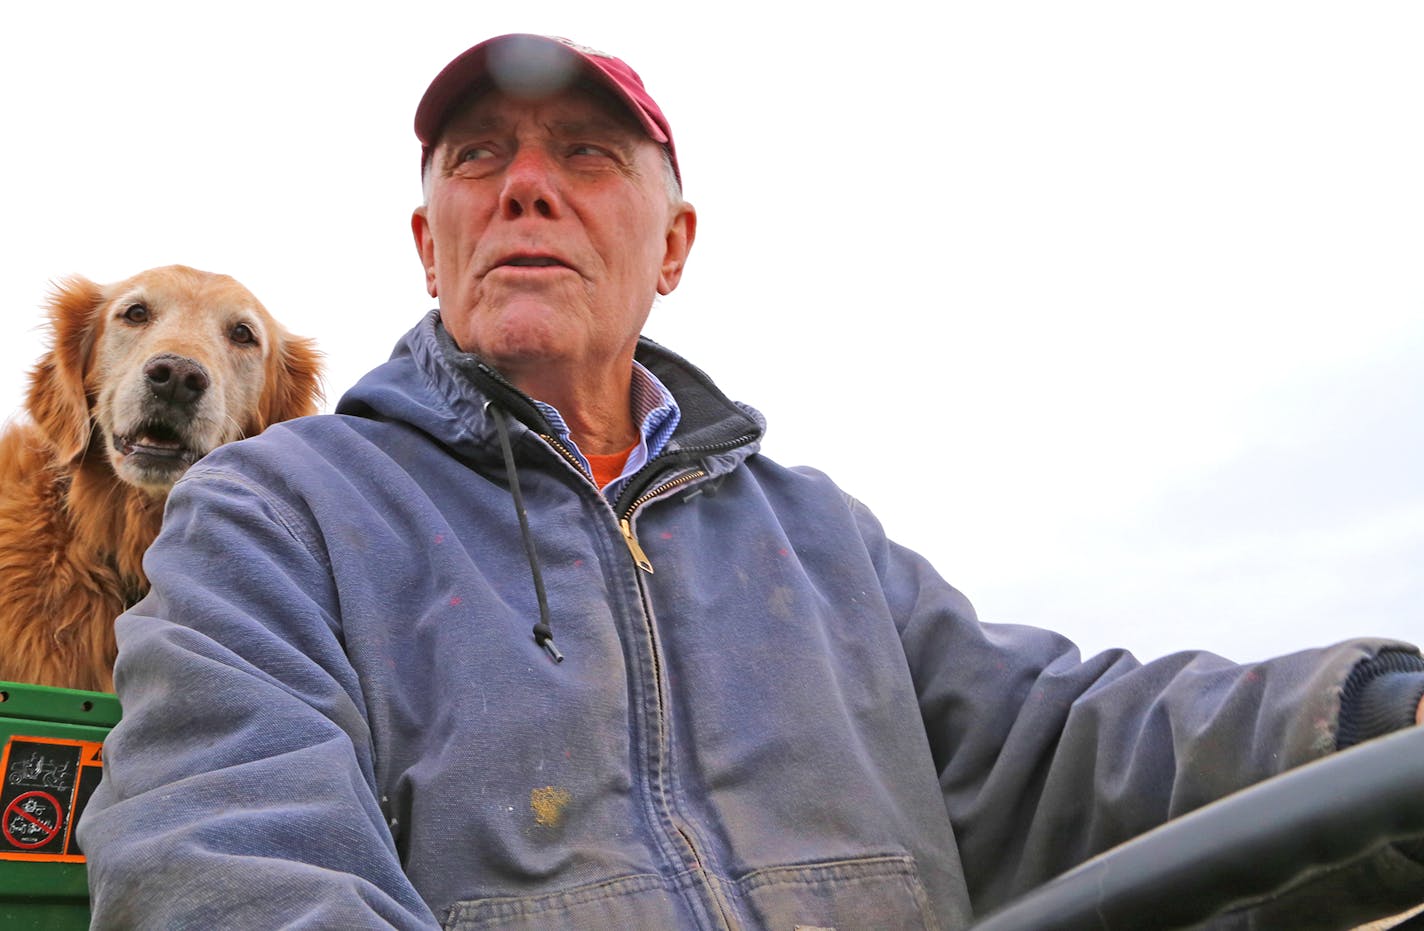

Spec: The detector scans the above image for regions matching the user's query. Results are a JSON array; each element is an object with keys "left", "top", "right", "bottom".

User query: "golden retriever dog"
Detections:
[{"left": 0, "top": 265, "right": 322, "bottom": 692}]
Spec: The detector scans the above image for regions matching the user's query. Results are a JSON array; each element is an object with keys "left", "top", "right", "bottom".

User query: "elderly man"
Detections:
[{"left": 81, "top": 34, "right": 1424, "bottom": 930}]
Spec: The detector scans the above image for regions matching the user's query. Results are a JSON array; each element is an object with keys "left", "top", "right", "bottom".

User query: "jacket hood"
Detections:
[{"left": 336, "top": 310, "right": 766, "bottom": 480}]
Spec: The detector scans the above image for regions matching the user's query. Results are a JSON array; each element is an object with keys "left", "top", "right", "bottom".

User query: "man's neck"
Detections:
[{"left": 508, "top": 359, "right": 637, "bottom": 456}]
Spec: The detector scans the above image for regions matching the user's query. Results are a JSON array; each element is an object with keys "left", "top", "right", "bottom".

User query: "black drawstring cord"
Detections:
[{"left": 490, "top": 403, "right": 564, "bottom": 664}]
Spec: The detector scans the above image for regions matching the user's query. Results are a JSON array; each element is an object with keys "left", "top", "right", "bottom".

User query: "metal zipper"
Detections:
[
  {"left": 623, "top": 498, "right": 737, "bottom": 930},
  {"left": 675, "top": 825, "right": 738, "bottom": 929},
  {"left": 538, "top": 428, "right": 715, "bottom": 577},
  {"left": 613, "top": 432, "right": 757, "bottom": 515},
  {"left": 616, "top": 469, "right": 706, "bottom": 574},
  {"left": 539, "top": 433, "right": 592, "bottom": 481}
]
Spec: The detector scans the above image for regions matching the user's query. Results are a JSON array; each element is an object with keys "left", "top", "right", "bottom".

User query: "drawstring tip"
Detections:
[{"left": 535, "top": 632, "right": 564, "bottom": 664}]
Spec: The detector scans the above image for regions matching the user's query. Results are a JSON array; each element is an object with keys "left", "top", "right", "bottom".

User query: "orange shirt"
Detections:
[{"left": 585, "top": 440, "right": 640, "bottom": 489}]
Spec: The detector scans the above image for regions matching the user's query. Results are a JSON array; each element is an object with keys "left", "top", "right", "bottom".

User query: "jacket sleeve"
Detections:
[
  {"left": 851, "top": 500, "right": 1424, "bottom": 922},
  {"left": 78, "top": 464, "right": 440, "bottom": 930}
]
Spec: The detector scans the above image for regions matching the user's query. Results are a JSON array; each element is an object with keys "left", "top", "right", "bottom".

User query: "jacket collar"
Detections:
[{"left": 343, "top": 310, "right": 765, "bottom": 477}]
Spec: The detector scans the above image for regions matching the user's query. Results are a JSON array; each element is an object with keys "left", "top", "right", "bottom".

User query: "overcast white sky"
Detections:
[{"left": 2, "top": 2, "right": 1420, "bottom": 663}]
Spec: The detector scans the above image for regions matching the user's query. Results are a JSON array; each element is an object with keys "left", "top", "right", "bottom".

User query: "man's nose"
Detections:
[{"left": 500, "top": 148, "right": 559, "bottom": 220}]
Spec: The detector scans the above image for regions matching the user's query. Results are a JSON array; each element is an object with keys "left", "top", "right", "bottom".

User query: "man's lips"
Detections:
[{"left": 490, "top": 253, "right": 575, "bottom": 273}]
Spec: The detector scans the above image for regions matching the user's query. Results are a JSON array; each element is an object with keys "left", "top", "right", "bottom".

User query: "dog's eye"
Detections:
[
  {"left": 122, "top": 303, "right": 149, "bottom": 323},
  {"left": 229, "top": 323, "right": 257, "bottom": 345}
]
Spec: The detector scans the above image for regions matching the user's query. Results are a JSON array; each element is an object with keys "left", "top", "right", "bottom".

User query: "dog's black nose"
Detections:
[{"left": 144, "top": 354, "right": 210, "bottom": 406}]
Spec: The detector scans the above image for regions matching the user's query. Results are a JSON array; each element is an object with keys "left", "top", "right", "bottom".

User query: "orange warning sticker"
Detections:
[{"left": 0, "top": 735, "right": 104, "bottom": 862}]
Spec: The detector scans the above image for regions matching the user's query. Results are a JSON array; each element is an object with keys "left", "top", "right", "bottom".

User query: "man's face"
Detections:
[{"left": 412, "top": 85, "right": 695, "bottom": 387}]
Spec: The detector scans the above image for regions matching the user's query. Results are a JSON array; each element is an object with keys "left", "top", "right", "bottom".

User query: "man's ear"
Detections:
[
  {"left": 657, "top": 202, "right": 697, "bottom": 296},
  {"left": 412, "top": 206, "right": 439, "bottom": 298}
]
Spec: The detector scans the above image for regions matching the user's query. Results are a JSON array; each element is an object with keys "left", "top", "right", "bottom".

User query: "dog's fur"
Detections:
[{"left": 0, "top": 265, "right": 322, "bottom": 692}]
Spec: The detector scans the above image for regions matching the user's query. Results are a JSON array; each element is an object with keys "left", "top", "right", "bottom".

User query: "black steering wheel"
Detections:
[{"left": 969, "top": 724, "right": 1424, "bottom": 930}]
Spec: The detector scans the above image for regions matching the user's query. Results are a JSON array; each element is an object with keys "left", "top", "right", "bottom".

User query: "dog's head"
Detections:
[{"left": 27, "top": 265, "right": 323, "bottom": 495}]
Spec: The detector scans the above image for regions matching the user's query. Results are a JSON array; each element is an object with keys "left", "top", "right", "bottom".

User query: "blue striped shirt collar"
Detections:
[{"left": 533, "top": 360, "right": 681, "bottom": 495}]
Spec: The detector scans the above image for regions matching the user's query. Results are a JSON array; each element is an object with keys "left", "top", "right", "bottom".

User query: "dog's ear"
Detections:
[
  {"left": 257, "top": 332, "right": 324, "bottom": 430},
  {"left": 27, "top": 275, "right": 106, "bottom": 461}
]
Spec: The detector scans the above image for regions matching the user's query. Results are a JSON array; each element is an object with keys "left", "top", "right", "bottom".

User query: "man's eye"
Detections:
[
  {"left": 569, "top": 144, "right": 609, "bottom": 158},
  {"left": 458, "top": 146, "right": 495, "bottom": 162}
]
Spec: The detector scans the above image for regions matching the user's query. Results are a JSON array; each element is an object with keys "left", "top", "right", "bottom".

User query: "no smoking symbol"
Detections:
[{"left": 3, "top": 791, "right": 64, "bottom": 849}]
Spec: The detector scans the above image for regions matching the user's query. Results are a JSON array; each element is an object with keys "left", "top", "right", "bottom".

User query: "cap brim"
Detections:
[{"left": 415, "top": 34, "right": 670, "bottom": 152}]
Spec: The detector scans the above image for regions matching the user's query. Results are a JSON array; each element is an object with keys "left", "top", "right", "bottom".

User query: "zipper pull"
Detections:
[{"left": 620, "top": 518, "right": 654, "bottom": 573}]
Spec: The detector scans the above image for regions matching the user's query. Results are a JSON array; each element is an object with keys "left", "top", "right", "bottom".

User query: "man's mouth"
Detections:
[{"left": 495, "top": 253, "right": 572, "bottom": 271}]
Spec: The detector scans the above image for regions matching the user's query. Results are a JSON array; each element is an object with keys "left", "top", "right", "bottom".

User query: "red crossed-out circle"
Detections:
[{"left": 3, "top": 791, "right": 64, "bottom": 849}]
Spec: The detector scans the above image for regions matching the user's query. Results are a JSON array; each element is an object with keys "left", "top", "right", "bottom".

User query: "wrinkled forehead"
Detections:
[{"left": 436, "top": 80, "right": 647, "bottom": 150}]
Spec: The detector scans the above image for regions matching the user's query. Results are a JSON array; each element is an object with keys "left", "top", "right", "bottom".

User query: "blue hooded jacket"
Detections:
[{"left": 80, "top": 311, "right": 1424, "bottom": 929}]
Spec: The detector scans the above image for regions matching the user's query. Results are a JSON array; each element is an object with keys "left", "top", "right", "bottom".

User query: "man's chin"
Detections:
[{"left": 441, "top": 300, "right": 580, "bottom": 360}]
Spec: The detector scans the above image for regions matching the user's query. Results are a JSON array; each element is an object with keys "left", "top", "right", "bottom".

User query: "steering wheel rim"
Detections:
[{"left": 968, "top": 724, "right": 1424, "bottom": 931}]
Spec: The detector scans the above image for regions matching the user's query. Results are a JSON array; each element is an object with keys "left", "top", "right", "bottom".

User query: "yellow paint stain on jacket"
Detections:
[{"left": 530, "top": 786, "right": 572, "bottom": 827}]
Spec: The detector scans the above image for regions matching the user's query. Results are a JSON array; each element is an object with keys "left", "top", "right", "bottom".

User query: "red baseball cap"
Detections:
[{"left": 415, "top": 34, "right": 679, "bottom": 184}]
